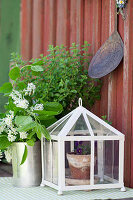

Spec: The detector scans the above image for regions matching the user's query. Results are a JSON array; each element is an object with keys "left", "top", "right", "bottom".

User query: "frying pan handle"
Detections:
[{"left": 115, "top": 3, "right": 118, "bottom": 32}]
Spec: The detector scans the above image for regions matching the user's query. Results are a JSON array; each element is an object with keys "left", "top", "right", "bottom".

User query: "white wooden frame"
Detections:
[{"left": 41, "top": 102, "right": 125, "bottom": 194}]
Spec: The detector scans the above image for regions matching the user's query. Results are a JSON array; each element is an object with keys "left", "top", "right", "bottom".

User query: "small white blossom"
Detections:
[
  {"left": 24, "top": 83, "right": 36, "bottom": 96},
  {"left": 11, "top": 127, "right": 18, "bottom": 135},
  {"left": 0, "top": 125, "right": 4, "bottom": 134},
  {"left": 5, "top": 147, "right": 12, "bottom": 163},
  {"left": 8, "top": 134, "right": 16, "bottom": 142},
  {"left": 20, "top": 132, "right": 28, "bottom": 139},
  {"left": 14, "top": 99, "right": 29, "bottom": 109},
  {"left": 4, "top": 117, "right": 12, "bottom": 126},
  {"left": 10, "top": 90, "right": 22, "bottom": 100},
  {"left": 34, "top": 104, "right": 44, "bottom": 111},
  {"left": 0, "top": 150, "right": 3, "bottom": 161},
  {"left": 7, "top": 130, "right": 12, "bottom": 136},
  {"left": 9, "top": 111, "right": 14, "bottom": 119}
]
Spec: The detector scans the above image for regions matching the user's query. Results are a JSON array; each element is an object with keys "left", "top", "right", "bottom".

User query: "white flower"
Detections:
[
  {"left": 0, "top": 125, "right": 4, "bottom": 134},
  {"left": 4, "top": 117, "right": 12, "bottom": 126},
  {"left": 0, "top": 150, "right": 3, "bottom": 161},
  {"left": 24, "top": 83, "right": 36, "bottom": 96},
  {"left": 7, "top": 130, "right": 12, "bottom": 136},
  {"left": 10, "top": 90, "right": 22, "bottom": 100},
  {"left": 5, "top": 147, "right": 12, "bottom": 163},
  {"left": 34, "top": 104, "right": 44, "bottom": 111},
  {"left": 14, "top": 99, "right": 29, "bottom": 109},
  {"left": 20, "top": 132, "right": 28, "bottom": 139},
  {"left": 9, "top": 111, "right": 14, "bottom": 119},
  {"left": 8, "top": 134, "right": 16, "bottom": 142},
  {"left": 11, "top": 127, "right": 18, "bottom": 135}
]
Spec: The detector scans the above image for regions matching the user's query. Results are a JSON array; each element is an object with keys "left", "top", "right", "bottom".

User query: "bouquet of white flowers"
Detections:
[{"left": 0, "top": 65, "right": 63, "bottom": 164}]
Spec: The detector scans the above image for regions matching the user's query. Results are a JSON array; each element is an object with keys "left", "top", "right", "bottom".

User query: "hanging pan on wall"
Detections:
[{"left": 88, "top": 1, "right": 127, "bottom": 79}]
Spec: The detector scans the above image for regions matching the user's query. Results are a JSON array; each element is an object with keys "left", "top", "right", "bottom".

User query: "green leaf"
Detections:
[
  {"left": 27, "top": 139, "right": 35, "bottom": 146},
  {"left": 33, "top": 110, "right": 60, "bottom": 116},
  {"left": 20, "top": 145, "right": 28, "bottom": 165},
  {"left": 17, "top": 82, "right": 27, "bottom": 90},
  {"left": 0, "top": 113, "right": 6, "bottom": 119},
  {"left": 0, "top": 82, "right": 13, "bottom": 93},
  {"left": 31, "top": 65, "right": 44, "bottom": 72},
  {"left": 15, "top": 116, "right": 33, "bottom": 127},
  {"left": 38, "top": 115, "right": 56, "bottom": 121},
  {"left": 35, "top": 124, "right": 42, "bottom": 140},
  {"left": 17, "top": 122, "right": 36, "bottom": 132},
  {"left": 35, "top": 123, "right": 50, "bottom": 140},
  {"left": 43, "top": 102, "right": 63, "bottom": 114},
  {"left": 9, "top": 67, "right": 20, "bottom": 80},
  {"left": 40, "top": 117, "right": 57, "bottom": 128},
  {"left": 42, "top": 125, "right": 51, "bottom": 140},
  {"left": 0, "top": 135, "right": 12, "bottom": 150},
  {"left": 27, "top": 130, "right": 36, "bottom": 139}
]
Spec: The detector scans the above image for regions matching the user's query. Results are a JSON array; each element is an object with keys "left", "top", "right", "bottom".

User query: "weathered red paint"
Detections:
[
  {"left": 21, "top": 0, "right": 133, "bottom": 187},
  {"left": 21, "top": 0, "right": 33, "bottom": 60},
  {"left": 32, "top": 0, "right": 44, "bottom": 58},
  {"left": 43, "top": 0, "right": 57, "bottom": 55}
]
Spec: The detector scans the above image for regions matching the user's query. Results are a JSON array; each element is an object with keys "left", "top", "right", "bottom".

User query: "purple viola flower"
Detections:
[
  {"left": 75, "top": 141, "right": 79, "bottom": 147},
  {"left": 79, "top": 141, "right": 83, "bottom": 145},
  {"left": 77, "top": 148, "right": 83, "bottom": 155}
]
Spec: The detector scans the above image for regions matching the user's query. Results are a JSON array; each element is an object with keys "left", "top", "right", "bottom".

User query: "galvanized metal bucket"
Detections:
[{"left": 12, "top": 141, "right": 42, "bottom": 187}]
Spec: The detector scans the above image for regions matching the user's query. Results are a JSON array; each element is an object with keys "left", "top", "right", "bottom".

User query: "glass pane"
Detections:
[
  {"left": 87, "top": 115, "right": 116, "bottom": 136},
  {"left": 43, "top": 139, "right": 58, "bottom": 185},
  {"left": 67, "top": 114, "right": 90, "bottom": 136},
  {"left": 50, "top": 115, "right": 71, "bottom": 135},
  {"left": 94, "top": 140, "right": 119, "bottom": 184},
  {"left": 65, "top": 141, "right": 91, "bottom": 186}
]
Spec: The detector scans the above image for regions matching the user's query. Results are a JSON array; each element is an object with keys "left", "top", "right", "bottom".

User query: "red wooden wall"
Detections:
[{"left": 21, "top": 0, "right": 133, "bottom": 187}]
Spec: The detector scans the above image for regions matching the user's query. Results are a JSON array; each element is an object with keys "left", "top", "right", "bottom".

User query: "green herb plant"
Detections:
[{"left": 11, "top": 42, "right": 101, "bottom": 118}]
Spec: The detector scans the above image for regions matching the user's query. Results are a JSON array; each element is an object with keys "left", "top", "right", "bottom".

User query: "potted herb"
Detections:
[
  {"left": 67, "top": 141, "right": 92, "bottom": 180},
  {"left": 10, "top": 42, "right": 101, "bottom": 118},
  {"left": 0, "top": 66, "right": 62, "bottom": 187}
]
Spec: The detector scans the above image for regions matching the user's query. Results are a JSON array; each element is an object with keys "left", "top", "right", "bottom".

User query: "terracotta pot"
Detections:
[{"left": 66, "top": 153, "right": 91, "bottom": 179}]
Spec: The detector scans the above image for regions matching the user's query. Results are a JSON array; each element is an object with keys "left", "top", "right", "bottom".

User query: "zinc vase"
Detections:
[{"left": 12, "top": 141, "right": 42, "bottom": 187}]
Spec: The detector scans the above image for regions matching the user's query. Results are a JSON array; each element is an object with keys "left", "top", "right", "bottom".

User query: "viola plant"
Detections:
[
  {"left": 0, "top": 67, "right": 63, "bottom": 164},
  {"left": 74, "top": 141, "right": 91, "bottom": 155}
]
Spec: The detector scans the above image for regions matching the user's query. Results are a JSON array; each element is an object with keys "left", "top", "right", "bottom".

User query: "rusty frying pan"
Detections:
[{"left": 88, "top": 5, "right": 124, "bottom": 78}]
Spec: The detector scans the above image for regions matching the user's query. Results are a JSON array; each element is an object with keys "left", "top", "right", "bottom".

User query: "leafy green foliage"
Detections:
[
  {"left": 15, "top": 116, "right": 33, "bottom": 127},
  {"left": 13, "top": 42, "right": 101, "bottom": 117},
  {"left": 27, "top": 139, "right": 35, "bottom": 146},
  {"left": 0, "top": 136, "right": 12, "bottom": 149},
  {"left": 17, "top": 122, "right": 36, "bottom": 132},
  {"left": 101, "top": 115, "right": 112, "bottom": 125},
  {"left": 0, "top": 82, "right": 13, "bottom": 93},
  {"left": 20, "top": 145, "right": 28, "bottom": 165},
  {"left": 35, "top": 123, "right": 51, "bottom": 140},
  {"left": 9, "top": 67, "right": 20, "bottom": 80},
  {"left": 31, "top": 65, "right": 44, "bottom": 72}
]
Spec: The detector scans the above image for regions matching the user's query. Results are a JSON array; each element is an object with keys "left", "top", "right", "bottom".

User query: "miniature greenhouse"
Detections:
[{"left": 41, "top": 99, "right": 125, "bottom": 195}]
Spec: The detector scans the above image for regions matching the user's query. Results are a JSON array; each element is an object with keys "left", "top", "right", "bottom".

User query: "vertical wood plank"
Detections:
[
  {"left": 21, "top": 0, "right": 33, "bottom": 60},
  {"left": 90, "top": 0, "right": 102, "bottom": 116},
  {"left": 116, "top": 14, "right": 124, "bottom": 132},
  {"left": 100, "top": 0, "right": 110, "bottom": 117},
  {"left": 43, "top": 0, "right": 57, "bottom": 55},
  {"left": 84, "top": 0, "right": 93, "bottom": 54},
  {"left": 70, "top": 0, "right": 84, "bottom": 45},
  {"left": 122, "top": 0, "right": 133, "bottom": 187},
  {"left": 108, "top": 0, "right": 117, "bottom": 127},
  {"left": 32, "top": 0, "right": 44, "bottom": 58},
  {"left": 56, "top": 0, "right": 70, "bottom": 46}
]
